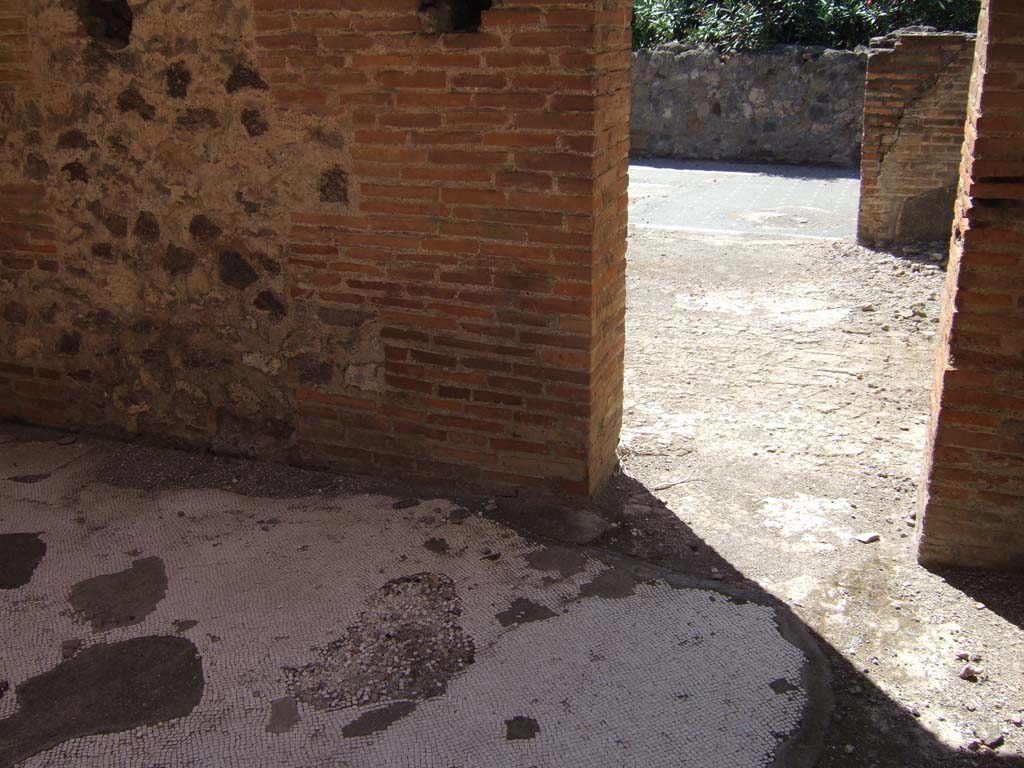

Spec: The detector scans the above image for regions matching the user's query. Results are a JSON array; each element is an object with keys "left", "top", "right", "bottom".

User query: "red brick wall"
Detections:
[
  {"left": 918, "top": 0, "right": 1024, "bottom": 570},
  {"left": 857, "top": 31, "right": 976, "bottom": 248},
  {"left": 0, "top": 2, "right": 65, "bottom": 427},
  {"left": 253, "top": 0, "right": 629, "bottom": 496},
  {"left": 0, "top": 0, "right": 29, "bottom": 93},
  {"left": 587, "top": 0, "right": 631, "bottom": 491},
  {"left": 0, "top": 0, "right": 629, "bottom": 500}
]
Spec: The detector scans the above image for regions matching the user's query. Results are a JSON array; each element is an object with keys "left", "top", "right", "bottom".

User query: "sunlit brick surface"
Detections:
[{"left": 918, "top": 0, "right": 1024, "bottom": 570}]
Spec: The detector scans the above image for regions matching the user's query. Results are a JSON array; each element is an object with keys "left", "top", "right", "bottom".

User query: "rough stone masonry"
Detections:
[
  {"left": 631, "top": 44, "right": 866, "bottom": 167},
  {"left": 0, "top": 0, "right": 631, "bottom": 498}
]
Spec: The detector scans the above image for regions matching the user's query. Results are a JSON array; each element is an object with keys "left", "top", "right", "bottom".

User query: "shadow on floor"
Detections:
[
  {"left": 933, "top": 569, "right": 1024, "bottom": 632},
  {"left": 2, "top": 422, "right": 1022, "bottom": 768},
  {"left": 566, "top": 472, "right": 1024, "bottom": 768}
]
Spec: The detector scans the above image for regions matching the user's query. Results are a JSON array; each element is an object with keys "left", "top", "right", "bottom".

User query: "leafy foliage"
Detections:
[{"left": 632, "top": 0, "right": 981, "bottom": 51}]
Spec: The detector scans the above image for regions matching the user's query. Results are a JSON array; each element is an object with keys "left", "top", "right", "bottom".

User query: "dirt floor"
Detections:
[{"left": 597, "top": 227, "right": 1024, "bottom": 767}]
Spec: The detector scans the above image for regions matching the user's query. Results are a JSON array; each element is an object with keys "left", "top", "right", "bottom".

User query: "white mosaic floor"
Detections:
[{"left": 0, "top": 429, "right": 821, "bottom": 768}]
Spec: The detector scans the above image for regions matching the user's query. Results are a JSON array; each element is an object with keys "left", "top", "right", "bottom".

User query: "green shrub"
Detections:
[
  {"left": 633, "top": 0, "right": 675, "bottom": 48},
  {"left": 632, "top": 0, "right": 981, "bottom": 51},
  {"left": 633, "top": 0, "right": 704, "bottom": 49}
]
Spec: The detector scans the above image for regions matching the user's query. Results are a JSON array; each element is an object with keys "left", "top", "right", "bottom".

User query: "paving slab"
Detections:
[
  {"left": 630, "top": 161, "right": 860, "bottom": 240},
  {"left": 0, "top": 427, "right": 829, "bottom": 768}
]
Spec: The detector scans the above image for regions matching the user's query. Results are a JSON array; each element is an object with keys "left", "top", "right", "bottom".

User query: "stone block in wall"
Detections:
[
  {"left": 631, "top": 43, "right": 867, "bottom": 167},
  {"left": 857, "top": 29, "right": 976, "bottom": 248}
]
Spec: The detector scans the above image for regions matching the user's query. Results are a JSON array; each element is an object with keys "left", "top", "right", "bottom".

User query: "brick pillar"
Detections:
[
  {"left": 255, "top": 0, "right": 632, "bottom": 499},
  {"left": 918, "top": 0, "right": 1024, "bottom": 570},
  {"left": 586, "top": 0, "right": 631, "bottom": 494},
  {"left": 857, "top": 30, "right": 975, "bottom": 248}
]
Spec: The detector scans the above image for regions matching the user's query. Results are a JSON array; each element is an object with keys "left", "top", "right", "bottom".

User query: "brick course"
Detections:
[
  {"left": 0, "top": 0, "right": 30, "bottom": 94},
  {"left": 918, "top": 0, "right": 1024, "bottom": 570},
  {"left": 857, "top": 30, "right": 976, "bottom": 248}
]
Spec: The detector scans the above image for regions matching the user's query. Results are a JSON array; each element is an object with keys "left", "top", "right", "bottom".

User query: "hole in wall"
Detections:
[
  {"left": 319, "top": 167, "right": 349, "bottom": 204},
  {"left": 75, "top": 0, "right": 133, "bottom": 49},
  {"left": 419, "top": 0, "right": 492, "bottom": 33}
]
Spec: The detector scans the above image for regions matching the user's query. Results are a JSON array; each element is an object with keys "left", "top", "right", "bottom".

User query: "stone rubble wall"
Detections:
[
  {"left": 0, "top": 0, "right": 630, "bottom": 499},
  {"left": 631, "top": 43, "right": 867, "bottom": 167}
]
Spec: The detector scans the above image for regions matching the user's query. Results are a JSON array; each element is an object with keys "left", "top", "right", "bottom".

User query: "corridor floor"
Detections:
[
  {"left": 629, "top": 160, "right": 860, "bottom": 240},
  {"left": 0, "top": 426, "right": 827, "bottom": 768}
]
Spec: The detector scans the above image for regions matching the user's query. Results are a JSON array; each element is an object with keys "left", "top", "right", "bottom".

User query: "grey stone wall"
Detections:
[{"left": 631, "top": 44, "right": 868, "bottom": 167}]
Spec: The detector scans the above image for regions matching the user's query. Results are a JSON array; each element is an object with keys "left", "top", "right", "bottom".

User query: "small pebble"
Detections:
[{"left": 960, "top": 665, "right": 984, "bottom": 681}]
